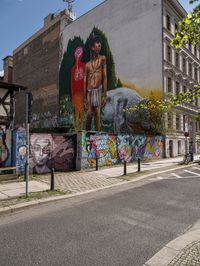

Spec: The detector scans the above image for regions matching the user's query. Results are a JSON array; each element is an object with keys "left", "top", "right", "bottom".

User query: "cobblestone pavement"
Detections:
[
  {"left": 168, "top": 240, "right": 200, "bottom": 266},
  {"left": 38, "top": 171, "right": 125, "bottom": 193}
]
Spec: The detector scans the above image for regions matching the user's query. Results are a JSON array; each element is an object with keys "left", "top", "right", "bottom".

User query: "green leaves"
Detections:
[{"left": 171, "top": 2, "right": 200, "bottom": 48}]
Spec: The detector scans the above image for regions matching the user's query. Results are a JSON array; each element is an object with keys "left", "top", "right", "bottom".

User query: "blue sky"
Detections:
[{"left": 0, "top": 0, "right": 198, "bottom": 73}]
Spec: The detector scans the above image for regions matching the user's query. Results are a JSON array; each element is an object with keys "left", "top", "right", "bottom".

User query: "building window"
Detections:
[
  {"left": 188, "top": 41, "right": 192, "bottom": 52},
  {"left": 194, "top": 68, "right": 198, "bottom": 82},
  {"left": 167, "top": 15, "right": 171, "bottom": 31},
  {"left": 176, "top": 81, "right": 180, "bottom": 96},
  {"left": 176, "top": 115, "right": 180, "bottom": 130},
  {"left": 194, "top": 46, "right": 197, "bottom": 57},
  {"left": 183, "top": 115, "right": 186, "bottom": 131},
  {"left": 189, "top": 63, "right": 193, "bottom": 77},
  {"left": 183, "top": 85, "right": 187, "bottom": 93},
  {"left": 168, "top": 113, "right": 173, "bottom": 129},
  {"left": 175, "top": 52, "right": 179, "bottom": 68},
  {"left": 175, "top": 23, "right": 178, "bottom": 32},
  {"left": 182, "top": 57, "right": 186, "bottom": 73},
  {"left": 167, "top": 77, "right": 172, "bottom": 93},
  {"left": 167, "top": 45, "right": 172, "bottom": 62}
]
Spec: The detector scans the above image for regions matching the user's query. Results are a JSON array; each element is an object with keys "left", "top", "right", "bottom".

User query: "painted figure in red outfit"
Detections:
[{"left": 71, "top": 46, "right": 85, "bottom": 130}]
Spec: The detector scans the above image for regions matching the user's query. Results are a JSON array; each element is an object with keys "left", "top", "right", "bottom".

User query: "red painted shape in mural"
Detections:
[{"left": 71, "top": 46, "right": 85, "bottom": 130}]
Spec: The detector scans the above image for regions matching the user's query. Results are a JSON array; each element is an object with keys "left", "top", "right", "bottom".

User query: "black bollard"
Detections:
[
  {"left": 50, "top": 168, "right": 55, "bottom": 191},
  {"left": 24, "top": 162, "right": 27, "bottom": 181},
  {"left": 137, "top": 158, "right": 141, "bottom": 172},
  {"left": 124, "top": 160, "right": 127, "bottom": 175},
  {"left": 96, "top": 155, "right": 98, "bottom": 171}
]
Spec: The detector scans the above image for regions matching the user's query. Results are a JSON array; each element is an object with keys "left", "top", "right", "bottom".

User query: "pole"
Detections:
[
  {"left": 96, "top": 154, "right": 98, "bottom": 171},
  {"left": 50, "top": 168, "right": 55, "bottom": 191},
  {"left": 25, "top": 93, "right": 29, "bottom": 198},
  {"left": 137, "top": 158, "right": 141, "bottom": 172},
  {"left": 124, "top": 160, "right": 127, "bottom": 175}
]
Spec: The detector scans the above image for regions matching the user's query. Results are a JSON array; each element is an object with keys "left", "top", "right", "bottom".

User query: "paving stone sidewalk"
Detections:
[
  {"left": 37, "top": 156, "right": 199, "bottom": 193},
  {"left": 168, "top": 240, "right": 200, "bottom": 266}
]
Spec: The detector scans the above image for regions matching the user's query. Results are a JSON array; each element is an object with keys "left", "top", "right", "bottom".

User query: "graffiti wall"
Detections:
[
  {"left": 59, "top": 0, "right": 163, "bottom": 134},
  {"left": 82, "top": 132, "right": 164, "bottom": 168},
  {"left": 82, "top": 132, "right": 118, "bottom": 168},
  {"left": 144, "top": 136, "right": 164, "bottom": 160},
  {"left": 14, "top": 129, "right": 27, "bottom": 173},
  {"left": 29, "top": 133, "right": 77, "bottom": 174},
  {"left": 0, "top": 128, "right": 12, "bottom": 167}
]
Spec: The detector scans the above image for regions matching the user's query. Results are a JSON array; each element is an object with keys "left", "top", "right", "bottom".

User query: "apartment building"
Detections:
[{"left": 163, "top": 0, "right": 200, "bottom": 157}]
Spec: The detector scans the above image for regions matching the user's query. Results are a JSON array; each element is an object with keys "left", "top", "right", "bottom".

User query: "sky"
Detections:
[{"left": 0, "top": 0, "right": 198, "bottom": 74}]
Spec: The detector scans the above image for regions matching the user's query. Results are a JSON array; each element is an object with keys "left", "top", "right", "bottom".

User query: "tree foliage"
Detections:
[{"left": 172, "top": 0, "right": 200, "bottom": 48}]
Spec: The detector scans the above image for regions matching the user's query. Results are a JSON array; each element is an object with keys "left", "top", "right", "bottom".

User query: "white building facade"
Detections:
[{"left": 163, "top": 0, "right": 200, "bottom": 157}]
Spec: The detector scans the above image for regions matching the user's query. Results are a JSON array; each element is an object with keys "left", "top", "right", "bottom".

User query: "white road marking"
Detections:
[
  {"left": 192, "top": 167, "right": 200, "bottom": 171},
  {"left": 157, "top": 177, "right": 164, "bottom": 180},
  {"left": 171, "top": 173, "right": 182, "bottom": 178},
  {"left": 184, "top": 170, "right": 200, "bottom": 176}
]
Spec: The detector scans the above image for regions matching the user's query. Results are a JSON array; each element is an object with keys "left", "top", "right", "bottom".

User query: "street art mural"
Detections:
[
  {"left": 60, "top": 0, "right": 163, "bottom": 134},
  {"left": 144, "top": 136, "right": 164, "bottom": 160},
  {"left": 29, "top": 134, "right": 77, "bottom": 174},
  {"left": 82, "top": 132, "right": 118, "bottom": 168},
  {"left": 14, "top": 129, "right": 27, "bottom": 173},
  {"left": 0, "top": 128, "right": 11, "bottom": 167},
  {"left": 82, "top": 132, "right": 164, "bottom": 168},
  {"left": 59, "top": 27, "right": 158, "bottom": 134},
  {"left": 117, "top": 134, "right": 147, "bottom": 162}
]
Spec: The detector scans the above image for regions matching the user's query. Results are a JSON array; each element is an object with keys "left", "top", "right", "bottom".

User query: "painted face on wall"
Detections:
[
  {"left": 31, "top": 138, "right": 52, "bottom": 166},
  {"left": 92, "top": 42, "right": 102, "bottom": 55},
  {"left": 74, "top": 46, "right": 83, "bottom": 60},
  {"left": 19, "top": 145, "right": 26, "bottom": 159}
]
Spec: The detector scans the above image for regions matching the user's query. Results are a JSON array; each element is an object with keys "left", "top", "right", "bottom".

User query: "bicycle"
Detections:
[{"left": 182, "top": 154, "right": 191, "bottom": 165}]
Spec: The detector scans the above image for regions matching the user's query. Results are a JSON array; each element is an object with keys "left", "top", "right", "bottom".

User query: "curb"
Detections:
[
  {"left": 143, "top": 229, "right": 200, "bottom": 266},
  {"left": 0, "top": 163, "right": 198, "bottom": 216}
]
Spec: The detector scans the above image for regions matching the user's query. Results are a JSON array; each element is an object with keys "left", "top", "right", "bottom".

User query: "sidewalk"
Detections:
[
  {"left": 144, "top": 221, "right": 200, "bottom": 266},
  {"left": 0, "top": 155, "right": 199, "bottom": 199}
]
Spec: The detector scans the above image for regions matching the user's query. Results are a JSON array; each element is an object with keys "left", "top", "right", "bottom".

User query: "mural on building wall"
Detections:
[
  {"left": 29, "top": 134, "right": 77, "bottom": 174},
  {"left": 15, "top": 130, "right": 27, "bottom": 173},
  {"left": 60, "top": 25, "right": 162, "bottom": 134},
  {"left": 0, "top": 128, "right": 11, "bottom": 167},
  {"left": 82, "top": 132, "right": 118, "bottom": 168}
]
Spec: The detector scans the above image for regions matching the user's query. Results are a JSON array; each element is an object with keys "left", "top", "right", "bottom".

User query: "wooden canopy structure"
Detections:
[{"left": 0, "top": 81, "right": 27, "bottom": 128}]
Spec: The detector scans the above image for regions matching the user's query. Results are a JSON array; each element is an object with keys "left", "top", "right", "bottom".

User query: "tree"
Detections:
[{"left": 172, "top": 0, "right": 200, "bottom": 48}]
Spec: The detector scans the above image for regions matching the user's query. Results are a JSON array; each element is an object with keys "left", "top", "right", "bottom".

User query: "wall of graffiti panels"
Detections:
[
  {"left": 14, "top": 129, "right": 27, "bottom": 173},
  {"left": 82, "top": 132, "right": 118, "bottom": 168},
  {"left": 0, "top": 128, "right": 12, "bottom": 168},
  {"left": 82, "top": 132, "right": 164, "bottom": 168},
  {"left": 14, "top": 130, "right": 77, "bottom": 174}
]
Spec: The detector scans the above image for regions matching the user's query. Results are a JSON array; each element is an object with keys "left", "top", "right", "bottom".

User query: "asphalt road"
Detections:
[{"left": 0, "top": 166, "right": 200, "bottom": 266}]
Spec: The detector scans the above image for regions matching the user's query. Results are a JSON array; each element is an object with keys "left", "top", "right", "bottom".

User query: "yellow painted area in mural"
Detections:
[
  {"left": 121, "top": 80, "right": 162, "bottom": 100},
  {"left": 107, "top": 139, "right": 117, "bottom": 159}
]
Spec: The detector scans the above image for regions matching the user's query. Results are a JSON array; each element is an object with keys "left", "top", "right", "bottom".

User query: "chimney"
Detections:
[
  {"left": 3, "top": 56, "right": 13, "bottom": 83},
  {"left": 44, "top": 13, "right": 54, "bottom": 27}
]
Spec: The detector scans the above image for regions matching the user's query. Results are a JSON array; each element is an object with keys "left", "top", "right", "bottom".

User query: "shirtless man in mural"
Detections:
[{"left": 84, "top": 36, "right": 107, "bottom": 131}]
